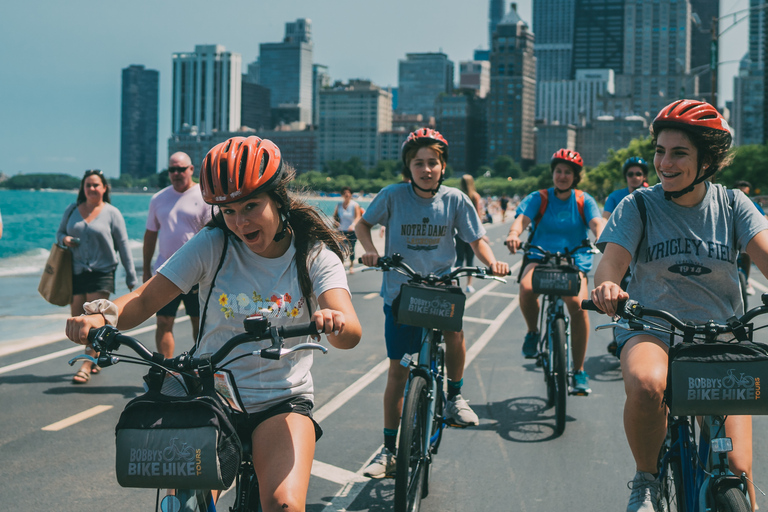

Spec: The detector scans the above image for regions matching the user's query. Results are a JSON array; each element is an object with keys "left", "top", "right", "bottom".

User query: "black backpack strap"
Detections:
[
  {"left": 633, "top": 190, "right": 648, "bottom": 262},
  {"left": 192, "top": 232, "right": 229, "bottom": 354}
]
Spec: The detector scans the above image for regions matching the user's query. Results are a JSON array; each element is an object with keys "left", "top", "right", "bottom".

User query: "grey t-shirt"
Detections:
[
  {"left": 598, "top": 183, "right": 768, "bottom": 323},
  {"left": 363, "top": 183, "right": 486, "bottom": 305}
]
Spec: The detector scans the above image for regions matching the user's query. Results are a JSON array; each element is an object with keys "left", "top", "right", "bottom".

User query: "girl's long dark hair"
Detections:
[
  {"left": 77, "top": 170, "right": 111, "bottom": 205},
  {"left": 206, "top": 165, "right": 347, "bottom": 300}
]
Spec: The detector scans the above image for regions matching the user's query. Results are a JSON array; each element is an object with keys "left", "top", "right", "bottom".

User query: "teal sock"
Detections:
[
  {"left": 447, "top": 378, "right": 463, "bottom": 400},
  {"left": 384, "top": 428, "right": 398, "bottom": 453}
]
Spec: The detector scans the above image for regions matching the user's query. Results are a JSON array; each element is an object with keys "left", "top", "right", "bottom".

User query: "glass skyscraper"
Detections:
[
  {"left": 533, "top": 0, "right": 575, "bottom": 81},
  {"left": 397, "top": 53, "right": 455, "bottom": 120},
  {"left": 120, "top": 65, "right": 159, "bottom": 178}
]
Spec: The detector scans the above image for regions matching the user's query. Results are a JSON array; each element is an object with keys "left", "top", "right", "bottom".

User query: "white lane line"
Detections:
[
  {"left": 750, "top": 278, "right": 768, "bottom": 293},
  {"left": 42, "top": 405, "right": 114, "bottom": 431},
  {"left": 314, "top": 358, "right": 390, "bottom": 423},
  {"left": 364, "top": 292, "right": 379, "bottom": 300},
  {"left": 485, "top": 291, "right": 518, "bottom": 299},
  {"left": 0, "top": 319, "right": 189, "bottom": 376},
  {"left": 321, "top": 271, "right": 522, "bottom": 512},
  {"left": 311, "top": 459, "right": 368, "bottom": 485},
  {"left": 464, "top": 316, "right": 494, "bottom": 325}
]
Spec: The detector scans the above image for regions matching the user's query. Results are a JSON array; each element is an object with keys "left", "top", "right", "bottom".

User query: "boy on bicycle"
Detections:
[{"left": 356, "top": 128, "right": 509, "bottom": 478}]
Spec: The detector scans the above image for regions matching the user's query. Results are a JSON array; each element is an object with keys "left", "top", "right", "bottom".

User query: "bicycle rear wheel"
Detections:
[
  {"left": 395, "top": 375, "right": 429, "bottom": 512},
  {"left": 714, "top": 486, "right": 751, "bottom": 512},
  {"left": 551, "top": 316, "right": 567, "bottom": 436}
]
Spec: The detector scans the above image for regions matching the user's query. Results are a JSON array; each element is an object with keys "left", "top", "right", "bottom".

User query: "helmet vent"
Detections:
[
  {"left": 238, "top": 146, "right": 249, "bottom": 189},
  {"left": 219, "top": 158, "right": 229, "bottom": 195},
  {"left": 259, "top": 153, "right": 269, "bottom": 178}
]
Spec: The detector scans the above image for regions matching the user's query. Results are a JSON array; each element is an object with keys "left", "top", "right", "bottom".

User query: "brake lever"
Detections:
[
  {"left": 595, "top": 322, "right": 623, "bottom": 331},
  {"left": 68, "top": 355, "right": 99, "bottom": 366},
  {"left": 254, "top": 343, "right": 328, "bottom": 359}
]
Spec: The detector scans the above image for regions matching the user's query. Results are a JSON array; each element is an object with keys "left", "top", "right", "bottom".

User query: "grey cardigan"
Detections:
[{"left": 56, "top": 203, "right": 138, "bottom": 289}]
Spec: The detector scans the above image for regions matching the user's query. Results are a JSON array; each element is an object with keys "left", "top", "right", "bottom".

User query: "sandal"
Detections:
[
  {"left": 91, "top": 365, "right": 101, "bottom": 375},
  {"left": 72, "top": 370, "right": 91, "bottom": 384}
]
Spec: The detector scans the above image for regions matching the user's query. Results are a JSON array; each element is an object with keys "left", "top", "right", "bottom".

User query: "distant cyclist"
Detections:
[
  {"left": 66, "top": 136, "right": 362, "bottom": 512},
  {"left": 590, "top": 100, "right": 767, "bottom": 512},
  {"left": 735, "top": 180, "right": 767, "bottom": 297},
  {"left": 506, "top": 149, "right": 605, "bottom": 395},
  {"left": 602, "top": 157, "right": 649, "bottom": 220},
  {"left": 356, "top": 128, "right": 509, "bottom": 478}
]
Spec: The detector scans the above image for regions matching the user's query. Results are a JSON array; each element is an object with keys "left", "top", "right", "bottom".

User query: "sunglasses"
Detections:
[
  {"left": 168, "top": 166, "right": 190, "bottom": 174},
  {"left": 626, "top": 171, "right": 645, "bottom": 178},
  {"left": 84, "top": 169, "right": 104, "bottom": 177}
]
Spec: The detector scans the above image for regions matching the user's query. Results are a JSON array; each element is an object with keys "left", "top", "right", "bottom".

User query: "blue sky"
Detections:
[{"left": 0, "top": 0, "right": 748, "bottom": 178}]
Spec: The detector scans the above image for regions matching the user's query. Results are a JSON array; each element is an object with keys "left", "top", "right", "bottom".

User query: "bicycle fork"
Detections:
[{"left": 696, "top": 416, "right": 750, "bottom": 511}]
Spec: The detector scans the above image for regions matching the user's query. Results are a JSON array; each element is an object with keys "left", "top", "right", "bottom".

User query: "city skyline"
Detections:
[{"left": 0, "top": 0, "right": 750, "bottom": 178}]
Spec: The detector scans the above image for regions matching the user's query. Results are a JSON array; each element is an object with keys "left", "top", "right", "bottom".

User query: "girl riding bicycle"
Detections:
[
  {"left": 506, "top": 149, "right": 605, "bottom": 394},
  {"left": 65, "top": 135, "right": 362, "bottom": 512},
  {"left": 590, "top": 99, "right": 768, "bottom": 512}
]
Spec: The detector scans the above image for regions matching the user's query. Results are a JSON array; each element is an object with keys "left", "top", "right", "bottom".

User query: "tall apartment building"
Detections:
[
  {"left": 537, "top": 69, "right": 614, "bottom": 125},
  {"left": 733, "top": 0, "right": 765, "bottom": 145},
  {"left": 171, "top": 45, "right": 242, "bottom": 135},
  {"left": 572, "top": 0, "right": 625, "bottom": 75},
  {"left": 436, "top": 90, "right": 487, "bottom": 174},
  {"left": 120, "top": 65, "right": 159, "bottom": 178},
  {"left": 318, "top": 80, "right": 393, "bottom": 168},
  {"left": 313, "top": 64, "right": 331, "bottom": 126},
  {"left": 487, "top": 5, "right": 536, "bottom": 166},
  {"left": 690, "top": 0, "right": 719, "bottom": 100},
  {"left": 459, "top": 61, "right": 491, "bottom": 98},
  {"left": 259, "top": 19, "right": 314, "bottom": 125},
  {"left": 397, "top": 53, "right": 455, "bottom": 119},
  {"left": 533, "top": 0, "right": 575, "bottom": 81},
  {"left": 241, "top": 80, "right": 271, "bottom": 131},
  {"left": 489, "top": 0, "right": 506, "bottom": 49}
]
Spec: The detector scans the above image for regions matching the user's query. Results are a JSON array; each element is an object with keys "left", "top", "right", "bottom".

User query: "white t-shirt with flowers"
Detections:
[{"left": 158, "top": 227, "right": 349, "bottom": 413}]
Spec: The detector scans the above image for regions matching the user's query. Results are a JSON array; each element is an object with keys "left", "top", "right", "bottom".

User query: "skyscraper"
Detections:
[
  {"left": 397, "top": 53, "right": 455, "bottom": 120},
  {"left": 533, "top": 0, "right": 575, "bottom": 81},
  {"left": 313, "top": 64, "right": 331, "bottom": 126},
  {"left": 120, "top": 65, "right": 159, "bottom": 178},
  {"left": 459, "top": 61, "right": 491, "bottom": 98},
  {"left": 489, "top": 0, "right": 506, "bottom": 49},
  {"left": 171, "top": 45, "right": 242, "bottom": 135},
  {"left": 572, "top": 0, "right": 625, "bottom": 75},
  {"left": 734, "top": 0, "right": 765, "bottom": 145},
  {"left": 487, "top": 5, "right": 536, "bottom": 165},
  {"left": 689, "top": 0, "right": 719, "bottom": 99},
  {"left": 259, "top": 19, "right": 314, "bottom": 125}
]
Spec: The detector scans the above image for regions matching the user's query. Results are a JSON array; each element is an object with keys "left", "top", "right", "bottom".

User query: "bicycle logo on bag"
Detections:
[
  {"left": 163, "top": 437, "right": 195, "bottom": 462},
  {"left": 686, "top": 368, "right": 760, "bottom": 401}
]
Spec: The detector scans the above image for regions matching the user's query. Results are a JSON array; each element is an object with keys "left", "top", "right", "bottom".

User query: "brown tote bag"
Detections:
[{"left": 38, "top": 243, "right": 73, "bottom": 306}]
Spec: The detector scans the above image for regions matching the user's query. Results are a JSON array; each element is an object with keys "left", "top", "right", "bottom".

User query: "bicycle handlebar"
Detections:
[
  {"left": 77, "top": 315, "right": 324, "bottom": 373},
  {"left": 358, "top": 253, "right": 510, "bottom": 284},
  {"left": 523, "top": 239, "right": 599, "bottom": 266},
  {"left": 581, "top": 296, "right": 768, "bottom": 342}
]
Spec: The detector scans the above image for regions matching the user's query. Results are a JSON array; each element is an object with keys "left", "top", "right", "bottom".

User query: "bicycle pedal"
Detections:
[{"left": 446, "top": 421, "right": 470, "bottom": 428}]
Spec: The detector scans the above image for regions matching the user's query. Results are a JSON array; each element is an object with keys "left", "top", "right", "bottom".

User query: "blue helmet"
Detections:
[{"left": 622, "top": 156, "right": 648, "bottom": 176}]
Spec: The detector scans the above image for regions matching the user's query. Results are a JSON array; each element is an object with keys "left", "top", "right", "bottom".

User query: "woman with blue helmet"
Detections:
[{"left": 602, "top": 157, "right": 649, "bottom": 220}]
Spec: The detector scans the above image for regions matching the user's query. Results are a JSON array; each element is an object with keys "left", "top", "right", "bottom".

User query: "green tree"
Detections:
[
  {"left": 717, "top": 144, "right": 768, "bottom": 193},
  {"left": 491, "top": 155, "right": 523, "bottom": 179},
  {"left": 580, "top": 136, "right": 655, "bottom": 200},
  {"left": 1, "top": 173, "right": 80, "bottom": 190},
  {"left": 369, "top": 160, "right": 400, "bottom": 181}
]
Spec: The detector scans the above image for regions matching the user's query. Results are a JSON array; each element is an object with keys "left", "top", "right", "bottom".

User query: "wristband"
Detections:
[{"left": 83, "top": 299, "right": 119, "bottom": 327}]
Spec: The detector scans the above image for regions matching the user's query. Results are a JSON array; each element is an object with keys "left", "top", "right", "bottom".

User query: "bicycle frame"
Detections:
[{"left": 538, "top": 294, "right": 574, "bottom": 389}]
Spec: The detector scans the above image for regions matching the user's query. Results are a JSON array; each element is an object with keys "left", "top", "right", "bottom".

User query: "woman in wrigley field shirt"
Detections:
[
  {"left": 66, "top": 135, "right": 362, "bottom": 512},
  {"left": 355, "top": 128, "right": 509, "bottom": 478},
  {"left": 505, "top": 149, "right": 605, "bottom": 395},
  {"left": 591, "top": 99, "right": 768, "bottom": 512}
]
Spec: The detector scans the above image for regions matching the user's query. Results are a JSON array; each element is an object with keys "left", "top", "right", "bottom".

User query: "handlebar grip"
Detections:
[
  {"left": 581, "top": 300, "right": 604, "bottom": 313},
  {"left": 87, "top": 327, "right": 99, "bottom": 344},
  {"left": 279, "top": 322, "right": 321, "bottom": 339}
]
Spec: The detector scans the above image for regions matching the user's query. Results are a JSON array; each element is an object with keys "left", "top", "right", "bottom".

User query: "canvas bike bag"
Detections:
[
  {"left": 531, "top": 263, "right": 582, "bottom": 297},
  {"left": 666, "top": 339, "right": 768, "bottom": 416},
  {"left": 114, "top": 364, "right": 242, "bottom": 490},
  {"left": 392, "top": 282, "right": 466, "bottom": 332}
]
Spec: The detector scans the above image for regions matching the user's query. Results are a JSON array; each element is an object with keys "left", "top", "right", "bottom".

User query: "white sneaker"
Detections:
[
  {"left": 747, "top": 284, "right": 756, "bottom": 296},
  {"left": 445, "top": 394, "right": 479, "bottom": 426},
  {"left": 626, "top": 471, "right": 662, "bottom": 512},
  {"left": 363, "top": 446, "right": 396, "bottom": 479},
  {"left": 465, "top": 285, "right": 475, "bottom": 294}
]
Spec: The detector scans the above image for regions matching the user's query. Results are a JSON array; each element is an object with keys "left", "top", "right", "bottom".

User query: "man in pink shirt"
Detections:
[{"left": 143, "top": 152, "right": 211, "bottom": 357}]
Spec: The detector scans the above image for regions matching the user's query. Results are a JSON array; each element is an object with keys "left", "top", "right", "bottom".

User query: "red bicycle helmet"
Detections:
[
  {"left": 550, "top": 149, "right": 583, "bottom": 171},
  {"left": 400, "top": 128, "right": 449, "bottom": 165},
  {"left": 200, "top": 136, "right": 284, "bottom": 205},
  {"left": 652, "top": 99, "right": 732, "bottom": 200}
]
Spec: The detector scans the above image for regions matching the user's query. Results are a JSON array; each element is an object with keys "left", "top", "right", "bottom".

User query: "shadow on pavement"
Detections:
[
  {"left": 476, "top": 396, "right": 572, "bottom": 443},
  {"left": 317, "top": 478, "right": 394, "bottom": 511},
  {"left": 44, "top": 383, "right": 143, "bottom": 399},
  {"left": 584, "top": 353, "right": 622, "bottom": 383}
]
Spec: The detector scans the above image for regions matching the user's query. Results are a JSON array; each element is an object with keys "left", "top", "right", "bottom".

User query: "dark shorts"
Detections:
[
  {"left": 455, "top": 236, "right": 475, "bottom": 267},
  {"left": 232, "top": 396, "right": 323, "bottom": 444},
  {"left": 384, "top": 303, "right": 424, "bottom": 360},
  {"left": 157, "top": 284, "right": 201, "bottom": 318},
  {"left": 72, "top": 269, "right": 115, "bottom": 295},
  {"left": 341, "top": 230, "right": 357, "bottom": 261}
]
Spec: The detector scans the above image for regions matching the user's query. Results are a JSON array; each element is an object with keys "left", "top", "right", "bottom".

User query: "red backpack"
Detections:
[{"left": 532, "top": 189, "right": 587, "bottom": 226}]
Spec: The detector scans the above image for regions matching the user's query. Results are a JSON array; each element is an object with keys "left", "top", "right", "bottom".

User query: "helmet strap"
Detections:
[
  {"left": 273, "top": 210, "right": 291, "bottom": 242},
  {"left": 554, "top": 186, "right": 571, "bottom": 195},
  {"left": 409, "top": 172, "right": 445, "bottom": 196},
  {"left": 662, "top": 166, "right": 715, "bottom": 200}
]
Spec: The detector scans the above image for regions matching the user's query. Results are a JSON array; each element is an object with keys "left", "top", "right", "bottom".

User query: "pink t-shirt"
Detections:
[{"left": 146, "top": 184, "right": 211, "bottom": 273}]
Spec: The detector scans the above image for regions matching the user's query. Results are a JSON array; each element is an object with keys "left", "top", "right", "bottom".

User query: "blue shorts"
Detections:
[
  {"left": 614, "top": 322, "right": 670, "bottom": 359},
  {"left": 384, "top": 304, "right": 424, "bottom": 360}
]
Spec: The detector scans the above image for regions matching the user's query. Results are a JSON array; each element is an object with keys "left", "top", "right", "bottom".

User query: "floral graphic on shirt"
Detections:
[{"left": 218, "top": 290, "right": 303, "bottom": 319}]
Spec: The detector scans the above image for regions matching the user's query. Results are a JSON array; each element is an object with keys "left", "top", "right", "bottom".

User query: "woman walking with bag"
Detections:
[
  {"left": 65, "top": 136, "right": 361, "bottom": 512},
  {"left": 58, "top": 169, "right": 137, "bottom": 384}
]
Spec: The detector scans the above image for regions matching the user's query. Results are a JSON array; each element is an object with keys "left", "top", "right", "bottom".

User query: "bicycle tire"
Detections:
[
  {"left": 739, "top": 270, "right": 748, "bottom": 311},
  {"left": 658, "top": 436, "right": 684, "bottom": 512},
  {"left": 422, "top": 344, "right": 445, "bottom": 499},
  {"left": 713, "top": 486, "right": 751, "bottom": 512},
  {"left": 551, "top": 316, "right": 567, "bottom": 436},
  {"left": 395, "top": 375, "right": 429, "bottom": 512}
]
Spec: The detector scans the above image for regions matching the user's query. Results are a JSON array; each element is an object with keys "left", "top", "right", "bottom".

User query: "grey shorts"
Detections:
[{"left": 614, "top": 321, "right": 670, "bottom": 359}]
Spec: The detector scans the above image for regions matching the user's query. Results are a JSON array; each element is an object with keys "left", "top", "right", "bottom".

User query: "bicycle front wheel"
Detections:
[
  {"left": 161, "top": 490, "right": 214, "bottom": 512},
  {"left": 658, "top": 436, "right": 684, "bottom": 512},
  {"left": 395, "top": 375, "right": 429, "bottom": 512},
  {"left": 551, "top": 316, "right": 567, "bottom": 436},
  {"left": 713, "top": 487, "right": 751, "bottom": 512}
]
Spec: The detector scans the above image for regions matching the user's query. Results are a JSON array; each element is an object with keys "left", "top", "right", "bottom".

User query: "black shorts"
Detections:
[
  {"left": 232, "top": 396, "right": 323, "bottom": 444},
  {"left": 341, "top": 231, "right": 357, "bottom": 260},
  {"left": 455, "top": 236, "right": 475, "bottom": 267},
  {"left": 72, "top": 270, "right": 115, "bottom": 295},
  {"left": 157, "top": 284, "right": 201, "bottom": 317}
]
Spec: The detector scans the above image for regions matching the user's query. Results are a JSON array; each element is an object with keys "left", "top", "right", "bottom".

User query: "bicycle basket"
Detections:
[
  {"left": 114, "top": 372, "right": 242, "bottom": 490},
  {"left": 531, "top": 264, "right": 581, "bottom": 297},
  {"left": 392, "top": 282, "right": 466, "bottom": 332},
  {"left": 666, "top": 340, "right": 768, "bottom": 416}
]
